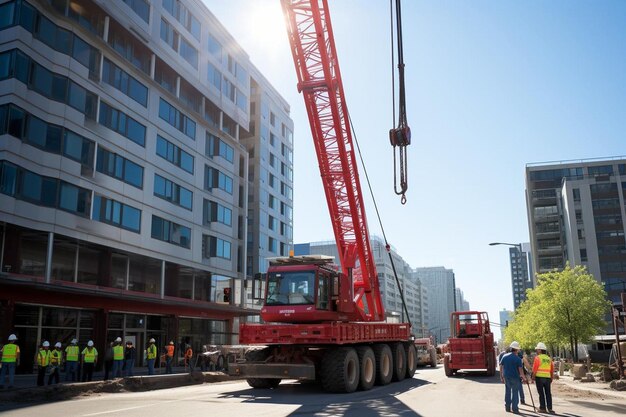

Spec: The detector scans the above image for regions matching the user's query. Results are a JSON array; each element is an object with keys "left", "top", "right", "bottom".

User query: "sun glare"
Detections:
[{"left": 246, "top": 1, "right": 287, "bottom": 48}]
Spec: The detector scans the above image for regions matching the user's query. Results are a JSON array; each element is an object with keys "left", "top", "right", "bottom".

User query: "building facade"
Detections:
[
  {"left": 526, "top": 158, "right": 626, "bottom": 322},
  {"left": 0, "top": 0, "right": 292, "bottom": 372},
  {"left": 294, "top": 237, "right": 427, "bottom": 334},
  {"left": 455, "top": 287, "right": 470, "bottom": 312},
  {"left": 508, "top": 243, "right": 534, "bottom": 309},
  {"left": 411, "top": 266, "right": 456, "bottom": 343}
]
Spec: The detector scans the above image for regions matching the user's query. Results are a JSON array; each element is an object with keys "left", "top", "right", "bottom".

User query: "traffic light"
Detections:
[{"left": 223, "top": 287, "right": 231, "bottom": 303}]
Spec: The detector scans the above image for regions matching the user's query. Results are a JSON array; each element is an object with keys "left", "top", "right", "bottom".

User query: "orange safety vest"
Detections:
[
  {"left": 166, "top": 345, "right": 175, "bottom": 357},
  {"left": 533, "top": 354, "right": 553, "bottom": 378},
  {"left": 1, "top": 343, "right": 19, "bottom": 363}
]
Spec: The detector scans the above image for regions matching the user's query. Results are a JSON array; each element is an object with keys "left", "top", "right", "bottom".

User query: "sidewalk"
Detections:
[
  {"left": 1, "top": 365, "right": 205, "bottom": 390},
  {"left": 555, "top": 374, "right": 626, "bottom": 400}
]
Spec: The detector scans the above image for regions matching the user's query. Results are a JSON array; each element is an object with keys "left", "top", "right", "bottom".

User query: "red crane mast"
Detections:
[{"left": 280, "top": 0, "right": 383, "bottom": 322}]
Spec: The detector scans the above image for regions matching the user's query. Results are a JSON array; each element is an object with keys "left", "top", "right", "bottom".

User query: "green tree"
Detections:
[{"left": 504, "top": 264, "right": 610, "bottom": 361}]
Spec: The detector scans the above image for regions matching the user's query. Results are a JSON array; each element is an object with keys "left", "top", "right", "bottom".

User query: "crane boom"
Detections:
[{"left": 280, "top": 0, "right": 384, "bottom": 321}]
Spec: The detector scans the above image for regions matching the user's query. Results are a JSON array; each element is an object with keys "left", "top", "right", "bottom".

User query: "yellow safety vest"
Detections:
[
  {"left": 146, "top": 344, "right": 157, "bottom": 359},
  {"left": 1, "top": 343, "right": 19, "bottom": 363},
  {"left": 82, "top": 347, "right": 98, "bottom": 363},
  {"left": 113, "top": 345, "right": 124, "bottom": 360},
  {"left": 65, "top": 345, "right": 79, "bottom": 361},
  {"left": 37, "top": 349, "right": 50, "bottom": 366},
  {"left": 535, "top": 354, "right": 552, "bottom": 378},
  {"left": 50, "top": 350, "right": 62, "bottom": 365}
]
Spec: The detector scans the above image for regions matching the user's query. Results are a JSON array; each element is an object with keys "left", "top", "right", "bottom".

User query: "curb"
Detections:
[{"left": 555, "top": 378, "right": 626, "bottom": 400}]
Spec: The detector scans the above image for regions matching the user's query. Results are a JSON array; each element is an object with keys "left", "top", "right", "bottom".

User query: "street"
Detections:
[{"left": 1, "top": 367, "right": 624, "bottom": 416}]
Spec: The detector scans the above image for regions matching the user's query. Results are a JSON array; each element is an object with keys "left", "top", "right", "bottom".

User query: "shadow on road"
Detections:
[
  {"left": 450, "top": 370, "right": 501, "bottom": 384},
  {"left": 218, "top": 376, "right": 431, "bottom": 417},
  {"left": 568, "top": 399, "right": 626, "bottom": 414}
]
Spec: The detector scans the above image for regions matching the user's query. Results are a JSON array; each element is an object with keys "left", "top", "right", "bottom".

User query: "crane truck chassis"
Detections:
[{"left": 443, "top": 311, "right": 496, "bottom": 377}]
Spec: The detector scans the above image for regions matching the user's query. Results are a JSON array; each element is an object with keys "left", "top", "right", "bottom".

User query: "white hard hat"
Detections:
[
  {"left": 149, "top": 338, "right": 155, "bottom": 343},
  {"left": 8, "top": 334, "right": 17, "bottom": 341},
  {"left": 71, "top": 338, "right": 78, "bottom": 344},
  {"left": 509, "top": 341, "right": 521, "bottom": 350},
  {"left": 55, "top": 342, "right": 62, "bottom": 348},
  {"left": 43, "top": 341, "right": 50, "bottom": 347},
  {"left": 535, "top": 342, "right": 547, "bottom": 351},
  {"left": 115, "top": 337, "right": 122, "bottom": 342},
  {"left": 88, "top": 340, "right": 94, "bottom": 347}
]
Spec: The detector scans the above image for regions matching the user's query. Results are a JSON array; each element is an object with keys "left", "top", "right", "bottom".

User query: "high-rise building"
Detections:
[
  {"left": 0, "top": 0, "right": 292, "bottom": 372},
  {"left": 455, "top": 288, "right": 470, "bottom": 311},
  {"left": 499, "top": 309, "right": 513, "bottom": 328},
  {"left": 294, "top": 237, "right": 427, "bottom": 333},
  {"left": 508, "top": 243, "right": 533, "bottom": 309},
  {"left": 526, "top": 158, "right": 626, "bottom": 314},
  {"left": 411, "top": 267, "right": 456, "bottom": 343}
]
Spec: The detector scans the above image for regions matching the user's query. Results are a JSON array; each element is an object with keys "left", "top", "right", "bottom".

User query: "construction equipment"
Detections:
[
  {"left": 443, "top": 311, "right": 496, "bottom": 377},
  {"left": 229, "top": 0, "right": 416, "bottom": 393},
  {"left": 414, "top": 337, "right": 438, "bottom": 367}
]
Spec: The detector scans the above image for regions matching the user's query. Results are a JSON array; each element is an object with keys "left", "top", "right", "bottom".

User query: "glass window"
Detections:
[
  {"left": 124, "top": 159, "right": 144, "bottom": 188},
  {"left": 0, "top": 51, "right": 11, "bottom": 80},
  {"left": 180, "top": 38, "right": 198, "bottom": 68},
  {"left": 208, "top": 33, "right": 222, "bottom": 59},
  {"left": 0, "top": 162, "right": 17, "bottom": 196},
  {"left": 152, "top": 215, "right": 191, "bottom": 248},
  {"left": 159, "top": 98, "right": 195, "bottom": 140},
  {"left": 0, "top": 2, "right": 15, "bottom": 30},
  {"left": 207, "top": 62, "right": 221, "bottom": 90},
  {"left": 123, "top": 0, "right": 150, "bottom": 23},
  {"left": 102, "top": 58, "right": 148, "bottom": 106}
]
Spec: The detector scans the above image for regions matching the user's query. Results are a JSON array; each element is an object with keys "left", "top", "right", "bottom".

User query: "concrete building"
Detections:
[
  {"left": 0, "top": 0, "right": 292, "bottom": 373},
  {"left": 499, "top": 309, "right": 513, "bottom": 328},
  {"left": 411, "top": 266, "right": 456, "bottom": 343},
  {"left": 455, "top": 288, "right": 470, "bottom": 312},
  {"left": 508, "top": 242, "right": 534, "bottom": 309},
  {"left": 294, "top": 237, "right": 427, "bottom": 334},
  {"left": 526, "top": 158, "right": 626, "bottom": 310}
]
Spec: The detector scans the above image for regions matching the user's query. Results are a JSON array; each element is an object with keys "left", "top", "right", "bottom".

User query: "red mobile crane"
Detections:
[{"left": 229, "top": 0, "right": 416, "bottom": 393}]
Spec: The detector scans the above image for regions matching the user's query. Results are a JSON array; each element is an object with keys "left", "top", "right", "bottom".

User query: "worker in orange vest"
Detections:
[
  {"left": 532, "top": 342, "right": 556, "bottom": 414},
  {"left": 165, "top": 341, "right": 175, "bottom": 374},
  {"left": 184, "top": 344, "right": 193, "bottom": 373}
]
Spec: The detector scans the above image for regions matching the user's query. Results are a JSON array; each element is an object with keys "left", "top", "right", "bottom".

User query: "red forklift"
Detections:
[{"left": 443, "top": 311, "right": 496, "bottom": 376}]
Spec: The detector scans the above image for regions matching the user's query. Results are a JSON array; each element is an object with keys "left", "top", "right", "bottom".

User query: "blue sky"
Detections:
[{"left": 204, "top": 0, "right": 626, "bottom": 338}]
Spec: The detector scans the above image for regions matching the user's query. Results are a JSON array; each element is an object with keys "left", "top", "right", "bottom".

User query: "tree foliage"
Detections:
[{"left": 504, "top": 264, "right": 611, "bottom": 360}]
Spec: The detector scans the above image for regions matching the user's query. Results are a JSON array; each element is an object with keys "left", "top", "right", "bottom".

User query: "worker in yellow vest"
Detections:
[
  {"left": 48, "top": 342, "right": 62, "bottom": 385},
  {"left": 111, "top": 337, "right": 124, "bottom": 378},
  {"left": 531, "top": 342, "right": 556, "bottom": 414},
  {"left": 0, "top": 334, "right": 20, "bottom": 389},
  {"left": 146, "top": 338, "right": 157, "bottom": 375},
  {"left": 36, "top": 341, "right": 51, "bottom": 386},
  {"left": 81, "top": 340, "right": 98, "bottom": 382},
  {"left": 64, "top": 338, "right": 80, "bottom": 382}
]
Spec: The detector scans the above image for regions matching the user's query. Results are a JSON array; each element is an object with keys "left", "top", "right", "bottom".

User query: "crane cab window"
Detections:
[{"left": 266, "top": 271, "right": 315, "bottom": 306}]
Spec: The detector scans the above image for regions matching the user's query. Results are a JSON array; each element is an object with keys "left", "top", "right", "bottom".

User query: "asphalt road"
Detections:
[{"left": 1, "top": 367, "right": 624, "bottom": 417}]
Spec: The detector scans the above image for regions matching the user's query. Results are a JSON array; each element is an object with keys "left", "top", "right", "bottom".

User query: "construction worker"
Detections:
[
  {"left": 64, "top": 338, "right": 80, "bottom": 382},
  {"left": 124, "top": 341, "right": 136, "bottom": 377},
  {"left": 81, "top": 340, "right": 98, "bottom": 382},
  {"left": 146, "top": 338, "right": 157, "bottom": 375},
  {"left": 184, "top": 344, "right": 193, "bottom": 374},
  {"left": 48, "top": 342, "right": 62, "bottom": 385},
  {"left": 103, "top": 341, "right": 114, "bottom": 380},
  {"left": 499, "top": 341, "right": 526, "bottom": 414},
  {"left": 0, "top": 334, "right": 20, "bottom": 389},
  {"left": 532, "top": 342, "right": 556, "bottom": 414},
  {"left": 516, "top": 346, "right": 532, "bottom": 405},
  {"left": 36, "top": 341, "right": 51, "bottom": 386},
  {"left": 111, "top": 337, "right": 124, "bottom": 378},
  {"left": 165, "top": 341, "right": 175, "bottom": 374}
]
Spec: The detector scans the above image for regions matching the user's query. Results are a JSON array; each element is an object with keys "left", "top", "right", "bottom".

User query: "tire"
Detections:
[
  {"left": 244, "top": 348, "right": 281, "bottom": 389},
  {"left": 429, "top": 348, "right": 438, "bottom": 368},
  {"left": 444, "top": 355, "right": 453, "bottom": 377},
  {"left": 356, "top": 346, "right": 376, "bottom": 391},
  {"left": 373, "top": 344, "right": 393, "bottom": 386},
  {"left": 487, "top": 352, "right": 496, "bottom": 376},
  {"left": 391, "top": 342, "right": 406, "bottom": 382},
  {"left": 404, "top": 343, "right": 417, "bottom": 378},
  {"left": 320, "top": 347, "right": 360, "bottom": 393}
]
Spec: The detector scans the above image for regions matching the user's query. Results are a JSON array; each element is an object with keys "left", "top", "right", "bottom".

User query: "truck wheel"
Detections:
[
  {"left": 373, "top": 344, "right": 393, "bottom": 386},
  {"left": 245, "top": 348, "right": 281, "bottom": 389},
  {"left": 444, "top": 355, "right": 453, "bottom": 377},
  {"left": 429, "top": 348, "right": 437, "bottom": 368},
  {"left": 356, "top": 346, "right": 375, "bottom": 391},
  {"left": 404, "top": 343, "right": 417, "bottom": 378},
  {"left": 391, "top": 343, "right": 407, "bottom": 382},
  {"left": 487, "top": 352, "right": 496, "bottom": 376},
  {"left": 320, "top": 347, "right": 360, "bottom": 393}
]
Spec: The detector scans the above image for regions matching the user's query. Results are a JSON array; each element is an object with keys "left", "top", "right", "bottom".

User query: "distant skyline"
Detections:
[{"left": 204, "top": 0, "right": 626, "bottom": 339}]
